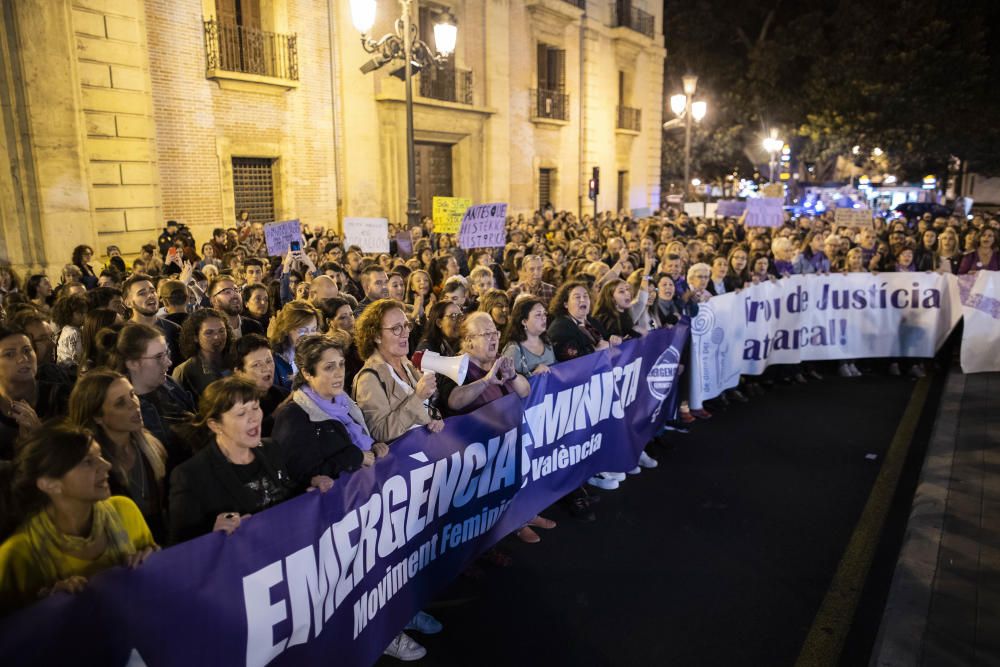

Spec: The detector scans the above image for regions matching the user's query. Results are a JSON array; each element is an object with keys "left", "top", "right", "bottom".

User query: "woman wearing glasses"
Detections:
[
  {"left": 112, "top": 323, "right": 196, "bottom": 467},
  {"left": 416, "top": 300, "right": 463, "bottom": 357},
  {"left": 353, "top": 299, "right": 444, "bottom": 443},
  {"left": 266, "top": 300, "right": 321, "bottom": 390},
  {"left": 230, "top": 334, "right": 287, "bottom": 437}
]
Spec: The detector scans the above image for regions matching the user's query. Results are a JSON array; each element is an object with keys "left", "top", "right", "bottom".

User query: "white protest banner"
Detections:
[
  {"left": 343, "top": 217, "right": 389, "bottom": 253},
  {"left": 959, "top": 271, "right": 1000, "bottom": 373},
  {"left": 705, "top": 202, "right": 719, "bottom": 219},
  {"left": 432, "top": 197, "right": 471, "bottom": 234},
  {"left": 687, "top": 273, "right": 962, "bottom": 407},
  {"left": 683, "top": 202, "right": 705, "bottom": 218},
  {"left": 834, "top": 207, "right": 873, "bottom": 228},
  {"left": 744, "top": 197, "right": 785, "bottom": 227},
  {"left": 263, "top": 219, "right": 302, "bottom": 256},
  {"left": 458, "top": 203, "right": 507, "bottom": 249}
]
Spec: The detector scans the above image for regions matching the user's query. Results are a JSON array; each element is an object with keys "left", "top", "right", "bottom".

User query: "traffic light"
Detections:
[{"left": 589, "top": 167, "right": 600, "bottom": 201}]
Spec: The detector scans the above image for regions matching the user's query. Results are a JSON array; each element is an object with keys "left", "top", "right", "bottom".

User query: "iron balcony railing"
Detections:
[
  {"left": 532, "top": 88, "right": 569, "bottom": 121},
  {"left": 616, "top": 105, "right": 642, "bottom": 131},
  {"left": 419, "top": 66, "right": 473, "bottom": 105},
  {"left": 612, "top": 2, "right": 655, "bottom": 39},
  {"left": 204, "top": 19, "right": 299, "bottom": 80}
]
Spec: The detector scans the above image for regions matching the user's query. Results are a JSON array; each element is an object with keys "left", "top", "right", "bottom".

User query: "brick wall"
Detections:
[
  {"left": 72, "top": 0, "right": 163, "bottom": 254},
  {"left": 143, "top": 0, "right": 338, "bottom": 248}
]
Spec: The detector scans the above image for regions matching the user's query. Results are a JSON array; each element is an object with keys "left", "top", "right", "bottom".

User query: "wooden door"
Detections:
[{"left": 414, "top": 142, "right": 453, "bottom": 220}]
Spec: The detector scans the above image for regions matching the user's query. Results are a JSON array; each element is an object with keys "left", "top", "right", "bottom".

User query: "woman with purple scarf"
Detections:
[{"left": 271, "top": 332, "right": 388, "bottom": 492}]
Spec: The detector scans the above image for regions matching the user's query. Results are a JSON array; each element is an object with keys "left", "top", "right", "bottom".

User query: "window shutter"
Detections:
[
  {"left": 554, "top": 49, "right": 566, "bottom": 92},
  {"left": 537, "top": 43, "right": 549, "bottom": 90}
]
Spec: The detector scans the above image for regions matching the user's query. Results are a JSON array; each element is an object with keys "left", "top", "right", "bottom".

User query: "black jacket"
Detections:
[
  {"left": 270, "top": 396, "right": 366, "bottom": 489},
  {"left": 547, "top": 314, "right": 609, "bottom": 362},
  {"left": 167, "top": 438, "right": 296, "bottom": 544}
]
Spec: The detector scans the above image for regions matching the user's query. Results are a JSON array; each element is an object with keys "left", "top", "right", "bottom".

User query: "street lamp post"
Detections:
[
  {"left": 762, "top": 129, "right": 784, "bottom": 183},
  {"left": 666, "top": 74, "right": 706, "bottom": 202},
  {"left": 349, "top": 0, "right": 456, "bottom": 229}
]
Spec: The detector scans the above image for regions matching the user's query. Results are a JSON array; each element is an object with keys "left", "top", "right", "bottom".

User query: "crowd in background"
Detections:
[{"left": 0, "top": 204, "right": 997, "bottom": 660}]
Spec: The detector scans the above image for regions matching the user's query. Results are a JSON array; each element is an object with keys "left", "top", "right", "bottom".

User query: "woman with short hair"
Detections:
[
  {"left": 353, "top": 299, "right": 444, "bottom": 443},
  {"left": 230, "top": 333, "right": 288, "bottom": 437},
  {"left": 0, "top": 422, "right": 157, "bottom": 613},
  {"left": 266, "top": 300, "right": 321, "bottom": 390},
  {"left": 167, "top": 376, "right": 301, "bottom": 544}
]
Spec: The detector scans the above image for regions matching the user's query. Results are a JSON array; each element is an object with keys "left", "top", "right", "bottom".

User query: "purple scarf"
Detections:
[{"left": 300, "top": 387, "right": 375, "bottom": 450}]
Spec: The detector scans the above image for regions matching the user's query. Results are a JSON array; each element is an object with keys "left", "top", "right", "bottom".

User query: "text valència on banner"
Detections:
[
  {"left": 0, "top": 327, "right": 687, "bottom": 667},
  {"left": 689, "top": 272, "right": 965, "bottom": 405}
]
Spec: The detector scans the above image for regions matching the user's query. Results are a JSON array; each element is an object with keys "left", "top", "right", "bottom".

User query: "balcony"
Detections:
[
  {"left": 612, "top": 2, "right": 655, "bottom": 39},
  {"left": 204, "top": 19, "right": 298, "bottom": 90},
  {"left": 616, "top": 105, "right": 642, "bottom": 132},
  {"left": 419, "top": 66, "right": 473, "bottom": 105},
  {"left": 531, "top": 88, "right": 569, "bottom": 122}
]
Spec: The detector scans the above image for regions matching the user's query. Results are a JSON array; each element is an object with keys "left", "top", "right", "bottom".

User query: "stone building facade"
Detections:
[{"left": 0, "top": 0, "right": 664, "bottom": 271}]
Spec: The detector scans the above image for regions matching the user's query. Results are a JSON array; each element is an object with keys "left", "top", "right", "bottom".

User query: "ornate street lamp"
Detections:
[
  {"left": 664, "top": 74, "right": 707, "bottom": 202},
  {"left": 762, "top": 129, "right": 784, "bottom": 183},
  {"left": 349, "top": 0, "right": 457, "bottom": 229}
]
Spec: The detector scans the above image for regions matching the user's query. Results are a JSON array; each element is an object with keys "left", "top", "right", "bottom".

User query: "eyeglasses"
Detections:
[
  {"left": 469, "top": 330, "right": 500, "bottom": 340},
  {"left": 295, "top": 326, "right": 319, "bottom": 337},
  {"left": 443, "top": 313, "right": 465, "bottom": 322},
  {"left": 212, "top": 287, "right": 238, "bottom": 298},
  {"left": 382, "top": 321, "right": 413, "bottom": 337},
  {"left": 139, "top": 352, "right": 170, "bottom": 363}
]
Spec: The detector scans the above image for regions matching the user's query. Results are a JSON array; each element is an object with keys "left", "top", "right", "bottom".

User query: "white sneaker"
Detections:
[
  {"left": 638, "top": 451, "right": 659, "bottom": 469},
  {"left": 587, "top": 474, "right": 619, "bottom": 490},
  {"left": 888, "top": 362, "right": 901, "bottom": 376},
  {"left": 839, "top": 363, "right": 853, "bottom": 377},
  {"left": 627, "top": 466, "right": 641, "bottom": 475},
  {"left": 849, "top": 363, "right": 862, "bottom": 377},
  {"left": 604, "top": 471, "right": 626, "bottom": 482},
  {"left": 384, "top": 632, "right": 427, "bottom": 661},
  {"left": 909, "top": 365, "right": 926, "bottom": 378}
]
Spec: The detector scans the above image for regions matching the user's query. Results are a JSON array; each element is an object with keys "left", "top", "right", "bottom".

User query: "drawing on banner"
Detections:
[
  {"left": 343, "top": 217, "right": 390, "bottom": 252},
  {"left": 834, "top": 207, "right": 874, "bottom": 227},
  {"left": 263, "top": 219, "right": 302, "bottom": 256},
  {"left": 432, "top": 197, "right": 471, "bottom": 234},
  {"left": 458, "top": 203, "right": 507, "bottom": 248}
]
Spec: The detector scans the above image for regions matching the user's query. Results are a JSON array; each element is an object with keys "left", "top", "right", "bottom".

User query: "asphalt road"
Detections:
[{"left": 378, "top": 367, "right": 940, "bottom": 667}]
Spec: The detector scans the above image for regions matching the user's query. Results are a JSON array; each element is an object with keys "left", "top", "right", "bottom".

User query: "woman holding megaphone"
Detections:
[{"left": 353, "top": 300, "right": 445, "bottom": 443}]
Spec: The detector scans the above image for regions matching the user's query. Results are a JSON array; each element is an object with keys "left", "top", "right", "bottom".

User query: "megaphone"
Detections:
[{"left": 412, "top": 350, "right": 470, "bottom": 384}]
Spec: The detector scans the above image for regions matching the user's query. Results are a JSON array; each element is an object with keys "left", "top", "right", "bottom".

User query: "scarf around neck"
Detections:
[
  {"left": 24, "top": 499, "right": 135, "bottom": 584},
  {"left": 299, "top": 387, "right": 374, "bottom": 451}
]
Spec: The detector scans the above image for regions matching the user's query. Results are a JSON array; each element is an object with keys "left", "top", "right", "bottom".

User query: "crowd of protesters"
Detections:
[{"left": 0, "top": 204, "right": 997, "bottom": 660}]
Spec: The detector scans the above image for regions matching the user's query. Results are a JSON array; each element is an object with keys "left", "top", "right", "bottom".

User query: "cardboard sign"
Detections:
[
  {"left": 683, "top": 202, "right": 705, "bottom": 218},
  {"left": 744, "top": 197, "right": 785, "bottom": 228},
  {"left": 395, "top": 231, "right": 414, "bottom": 259},
  {"left": 834, "top": 208, "right": 874, "bottom": 228},
  {"left": 343, "top": 217, "right": 390, "bottom": 253},
  {"left": 263, "top": 219, "right": 302, "bottom": 257},
  {"left": 432, "top": 197, "right": 471, "bottom": 234},
  {"left": 458, "top": 203, "right": 507, "bottom": 249},
  {"left": 705, "top": 203, "right": 718, "bottom": 219},
  {"left": 716, "top": 200, "right": 746, "bottom": 217},
  {"left": 761, "top": 183, "right": 784, "bottom": 198}
]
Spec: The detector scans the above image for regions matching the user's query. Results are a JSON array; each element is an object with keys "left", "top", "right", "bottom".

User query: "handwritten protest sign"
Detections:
[
  {"left": 458, "top": 203, "right": 507, "bottom": 249},
  {"left": 834, "top": 207, "right": 874, "bottom": 228},
  {"left": 433, "top": 197, "right": 471, "bottom": 234},
  {"left": 716, "top": 200, "right": 746, "bottom": 217},
  {"left": 683, "top": 202, "right": 705, "bottom": 218},
  {"left": 761, "top": 183, "right": 784, "bottom": 198},
  {"left": 263, "top": 219, "right": 301, "bottom": 256},
  {"left": 705, "top": 203, "right": 718, "bottom": 219},
  {"left": 343, "top": 217, "right": 389, "bottom": 253},
  {"left": 744, "top": 197, "right": 785, "bottom": 228}
]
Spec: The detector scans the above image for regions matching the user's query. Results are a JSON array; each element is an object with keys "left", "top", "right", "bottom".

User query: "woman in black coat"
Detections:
[
  {"left": 546, "top": 280, "right": 621, "bottom": 362},
  {"left": 270, "top": 332, "right": 385, "bottom": 491},
  {"left": 168, "top": 377, "right": 302, "bottom": 544}
]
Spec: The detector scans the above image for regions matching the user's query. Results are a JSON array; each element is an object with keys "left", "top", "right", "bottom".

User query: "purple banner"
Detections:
[{"left": 0, "top": 327, "right": 688, "bottom": 667}]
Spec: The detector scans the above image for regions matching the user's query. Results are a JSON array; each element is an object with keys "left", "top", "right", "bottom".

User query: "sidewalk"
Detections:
[{"left": 871, "top": 370, "right": 1000, "bottom": 667}]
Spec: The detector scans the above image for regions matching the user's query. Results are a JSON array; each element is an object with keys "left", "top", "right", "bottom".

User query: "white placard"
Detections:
[{"left": 343, "top": 217, "right": 390, "bottom": 253}]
